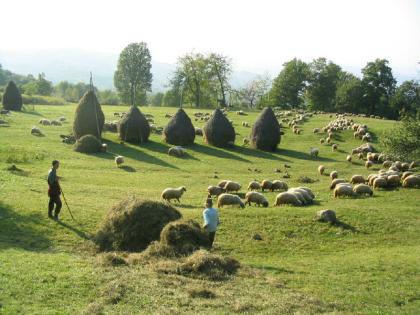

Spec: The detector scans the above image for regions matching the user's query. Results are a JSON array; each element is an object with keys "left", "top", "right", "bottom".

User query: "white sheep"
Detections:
[
  {"left": 247, "top": 181, "right": 261, "bottom": 191},
  {"left": 346, "top": 155, "right": 352, "bottom": 163},
  {"left": 297, "top": 186, "right": 315, "bottom": 199},
  {"left": 274, "top": 192, "right": 302, "bottom": 206},
  {"left": 161, "top": 186, "right": 187, "bottom": 203},
  {"left": 310, "top": 147, "right": 319, "bottom": 158},
  {"left": 318, "top": 165, "right": 325, "bottom": 175},
  {"left": 271, "top": 180, "right": 288, "bottom": 191},
  {"left": 330, "top": 171, "right": 338, "bottom": 180},
  {"left": 194, "top": 127, "right": 203, "bottom": 136},
  {"left": 31, "top": 126, "right": 43, "bottom": 136},
  {"left": 288, "top": 188, "right": 313, "bottom": 204},
  {"left": 334, "top": 184, "right": 355, "bottom": 198},
  {"left": 365, "top": 160, "right": 373, "bottom": 169},
  {"left": 217, "top": 180, "right": 228, "bottom": 188},
  {"left": 223, "top": 181, "right": 241, "bottom": 193},
  {"left": 330, "top": 179, "right": 348, "bottom": 190},
  {"left": 350, "top": 175, "right": 365, "bottom": 184},
  {"left": 207, "top": 185, "right": 225, "bottom": 197},
  {"left": 168, "top": 146, "right": 185, "bottom": 157},
  {"left": 386, "top": 174, "right": 400, "bottom": 187},
  {"left": 353, "top": 184, "right": 373, "bottom": 196},
  {"left": 245, "top": 191, "right": 269, "bottom": 207},
  {"left": 261, "top": 180, "right": 273, "bottom": 192},
  {"left": 115, "top": 155, "right": 124, "bottom": 167},
  {"left": 373, "top": 177, "right": 387, "bottom": 189},
  {"left": 402, "top": 175, "right": 420, "bottom": 188},
  {"left": 217, "top": 193, "right": 245, "bottom": 208},
  {"left": 317, "top": 209, "right": 337, "bottom": 223},
  {"left": 331, "top": 144, "right": 338, "bottom": 151}
]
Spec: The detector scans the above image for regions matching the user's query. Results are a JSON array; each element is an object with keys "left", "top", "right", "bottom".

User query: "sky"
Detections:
[{"left": 1, "top": 0, "right": 420, "bottom": 77}]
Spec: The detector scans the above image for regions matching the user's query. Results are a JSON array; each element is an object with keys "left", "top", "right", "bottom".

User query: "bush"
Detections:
[
  {"left": 95, "top": 198, "right": 181, "bottom": 252},
  {"left": 2, "top": 81, "right": 22, "bottom": 111},
  {"left": 73, "top": 90, "right": 105, "bottom": 140},
  {"left": 381, "top": 117, "right": 420, "bottom": 161},
  {"left": 22, "top": 94, "right": 66, "bottom": 105},
  {"left": 163, "top": 108, "right": 195, "bottom": 145},
  {"left": 250, "top": 107, "right": 281, "bottom": 151},
  {"left": 73, "top": 134, "right": 102, "bottom": 153},
  {"left": 203, "top": 108, "right": 235, "bottom": 147},
  {"left": 118, "top": 106, "right": 150, "bottom": 144}
]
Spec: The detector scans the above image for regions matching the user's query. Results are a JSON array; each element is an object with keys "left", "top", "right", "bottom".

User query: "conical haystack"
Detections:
[
  {"left": 250, "top": 107, "right": 281, "bottom": 151},
  {"left": 73, "top": 90, "right": 105, "bottom": 139},
  {"left": 203, "top": 108, "right": 235, "bottom": 147},
  {"left": 163, "top": 108, "right": 195, "bottom": 145},
  {"left": 118, "top": 106, "right": 150, "bottom": 143},
  {"left": 2, "top": 81, "right": 23, "bottom": 111}
]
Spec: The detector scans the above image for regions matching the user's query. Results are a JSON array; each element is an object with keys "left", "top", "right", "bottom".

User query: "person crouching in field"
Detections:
[
  {"left": 203, "top": 198, "right": 220, "bottom": 249},
  {"left": 47, "top": 160, "right": 62, "bottom": 220}
]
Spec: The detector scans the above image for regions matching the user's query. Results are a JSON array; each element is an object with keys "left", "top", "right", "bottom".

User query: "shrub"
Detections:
[
  {"left": 118, "top": 106, "right": 150, "bottom": 144},
  {"left": 22, "top": 94, "right": 66, "bottom": 105},
  {"left": 250, "top": 107, "right": 281, "bottom": 151},
  {"left": 73, "top": 134, "right": 102, "bottom": 153},
  {"left": 2, "top": 81, "right": 23, "bottom": 111},
  {"left": 73, "top": 90, "right": 105, "bottom": 140},
  {"left": 163, "top": 108, "right": 195, "bottom": 145},
  {"left": 203, "top": 108, "right": 235, "bottom": 147},
  {"left": 95, "top": 198, "right": 181, "bottom": 252}
]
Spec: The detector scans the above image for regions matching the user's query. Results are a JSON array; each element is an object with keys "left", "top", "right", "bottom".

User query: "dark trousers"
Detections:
[
  {"left": 48, "top": 195, "right": 62, "bottom": 217},
  {"left": 208, "top": 231, "right": 216, "bottom": 248}
]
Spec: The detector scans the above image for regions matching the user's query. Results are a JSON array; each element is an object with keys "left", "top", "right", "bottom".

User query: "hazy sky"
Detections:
[{"left": 2, "top": 0, "right": 420, "bottom": 76}]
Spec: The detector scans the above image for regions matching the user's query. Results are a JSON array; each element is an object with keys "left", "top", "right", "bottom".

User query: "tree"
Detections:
[
  {"left": 150, "top": 92, "right": 164, "bottom": 106},
  {"left": 269, "top": 58, "right": 309, "bottom": 108},
  {"left": 306, "top": 57, "right": 342, "bottom": 111},
  {"left": 208, "top": 53, "right": 232, "bottom": 107},
  {"left": 22, "top": 73, "right": 53, "bottom": 96},
  {"left": 163, "top": 89, "right": 181, "bottom": 107},
  {"left": 361, "top": 59, "right": 396, "bottom": 116},
  {"left": 390, "top": 80, "right": 420, "bottom": 119},
  {"left": 335, "top": 72, "right": 364, "bottom": 114},
  {"left": 240, "top": 74, "right": 271, "bottom": 108},
  {"left": 114, "top": 42, "right": 152, "bottom": 106}
]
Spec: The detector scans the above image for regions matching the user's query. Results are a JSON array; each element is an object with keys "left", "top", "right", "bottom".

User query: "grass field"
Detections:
[{"left": 0, "top": 104, "right": 419, "bottom": 314}]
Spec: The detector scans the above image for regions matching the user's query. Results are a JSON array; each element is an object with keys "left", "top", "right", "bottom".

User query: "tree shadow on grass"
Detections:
[
  {"left": 0, "top": 202, "right": 51, "bottom": 251},
  {"left": 189, "top": 143, "right": 250, "bottom": 163},
  {"left": 22, "top": 108, "right": 43, "bottom": 116},
  {"left": 276, "top": 148, "right": 335, "bottom": 162},
  {"left": 234, "top": 146, "right": 291, "bottom": 162}
]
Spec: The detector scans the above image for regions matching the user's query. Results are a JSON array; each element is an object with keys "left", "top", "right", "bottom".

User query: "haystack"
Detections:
[
  {"left": 250, "top": 107, "right": 281, "bottom": 151},
  {"left": 118, "top": 106, "right": 150, "bottom": 144},
  {"left": 2, "top": 81, "right": 22, "bottom": 111},
  {"left": 203, "top": 108, "right": 235, "bottom": 147},
  {"left": 163, "top": 109, "right": 195, "bottom": 145},
  {"left": 73, "top": 134, "right": 102, "bottom": 153},
  {"left": 73, "top": 90, "right": 105, "bottom": 139},
  {"left": 95, "top": 198, "right": 181, "bottom": 252}
]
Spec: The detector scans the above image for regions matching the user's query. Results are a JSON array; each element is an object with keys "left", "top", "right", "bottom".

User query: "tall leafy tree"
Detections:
[
  {"left": 361, "top": 59, "right": 396, "bottom": 116},
  {"left": 22, "top": 73, "right": 53, "bottom": 96},
  {"left": 391, "top": 80, "right": 420, "bottom": 119},
  {"left": 114, "top": 42, "right": 152, "bottom": 106},
  {"left": 335, "top": 72, "right": 364, "bottom": 114},
  {"left": 269, "top": 58, "right": 309, "bottom": 108},
  {"left": 208, "top": 53, "right": 232, "bottom": 107}
]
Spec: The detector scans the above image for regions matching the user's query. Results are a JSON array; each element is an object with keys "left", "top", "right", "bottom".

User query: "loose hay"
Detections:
[{"left": 73, "top": 134, "right": 102, "bottom": 153}]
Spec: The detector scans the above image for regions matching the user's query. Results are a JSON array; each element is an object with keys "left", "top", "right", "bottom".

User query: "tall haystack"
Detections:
[
  {"left": 163, "top": 109, "right": 195, "bottom": 145},
  {"left": 2, "top": 81, "right": 23, "bottom": 111},
  {"left": 203, "top": 108, "right": 235, "bottom": 147},
  {"left": 250, "top": 107, "right": 281, "bottom": 151},
  {"left": 73, "top": 90, "right": 105, "bottom": 139},
  {"left": 118, "top": 106, "right": 150, "bottom": 144}
]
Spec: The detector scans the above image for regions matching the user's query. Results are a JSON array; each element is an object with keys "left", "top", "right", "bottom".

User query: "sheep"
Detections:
[
  {"left": 350, "top": 175, "right": 365, "bottom": 185},
  {"left": 330, "top": 171, "right": 338, "bottom": 180},
  {"left": 365, "top": 161, "right": 373, "bottom": 169},
  {"left": 245, "top": 191, "right": 269, "bottom": 207},
  {"left": 402, "top": 171, "right": 414, "bottom": 181},
  {"left": 261, "top": 180, "right": 273, "bottom": 192},
  {"left": 217, "top": 180, "right": 228, "bottom": 188},
  {"left": 346, "top": 155, "right": 352, "bottom": 163},
  {"left": 334, "top": 184, "right": 356, "bottom": 198},
  {"left": 39, "top": 119, "right": 51, "bottom": 126},
  {"left": 317, "top": 209, "right": 337, "bottom": 223},
  {"left": 271, "top": 180, "right": 288, "bottom": 192},
  {"left": 387, "top": 174, "right": 400, "bottom": 187},
  {"left": 168, "top": 146, "right": 185, "bottom": 157},
  {"left": 289, "top": 188, "right": 313, "bottom": 204},
  {"left": 331, "top": 144, "right": 338, "bottom": 151},
  {"left": 51, "top": 120, "right": 62, "bottom": 126},
  {"left": 368, "top": 174, "right": 378, "bottom": 186},
  {"left": 247, "top": 181, "right": 261, "bottom": 191},
  {"left": 313, "top": 128, "right": 320, "bottom": 133},
  {"left": 401, "top": 163, "right": 410, "bottom": 171},
  {"left": 101, "top": 143, "right": 107, "bottom": 152},
  {"left": 274, "top": 192, "right": 302, "bottom": 206},
  {"left": 409, "top": 161, "right": 417, "bottom": 169},
  {"left": 161, "top": 186, "right": 187, "bottom": 203},
  {"left": 358, "top": 153, "right": 364, "bottom": 160},
  {"left": 382, "top": 160, "right": 392, "bottom": 168},
  {"left": 373, "top": 177, "right": 387, "bottom": 189},
  {"left": 326, "top": 137, "right": 332, "bottom": 144},
  {"left": 330, "top": 178, "right": 348, "bottom": 190},
  {"left": 217, "top": 193, "right": 245, "bottom": 208},
  {"left": 310, "top": 147, "right": 319, "bottom": 158},
  {"left": 223, "top": 181, "right": 241, "bottom": 193},
  {"left": 115, "top": 155, "right": 124, "bottom": 167},
  {"left": 297, "top": 186, "right": 315, "bottom": 199},
  {"left": 207, "top": 185, "right": 225, "bottom": 197},
  {"left": 31, "top": 126, "right": 43, "bottom": 136},
  {"left": 353, "top": 184, "right": 373, "bottom": 196},
  {"left": 318, "top": 165, "right": 325, "bottom": 175},
  {"left": 58, "top": 116, "right": 66, "bottom": 122},
  {"left": 320, "top": 138, "right": 325, "bottom": 144},
  {"left": 194, "top": 127, "right": 203, "bottom": 136},
  {"left": 402, "top": 175, "right": 420, "bottom": 188}
]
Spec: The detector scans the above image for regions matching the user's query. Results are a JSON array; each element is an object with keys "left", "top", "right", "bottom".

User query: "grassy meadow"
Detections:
[{"left": 0, "top": 104, "right": 419, "bottom": 314}]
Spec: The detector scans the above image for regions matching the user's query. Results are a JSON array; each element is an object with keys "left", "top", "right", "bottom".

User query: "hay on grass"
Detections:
[
  {"left": 163, "top": 108, "right": 195, "bottom": 145},
  {"left": 95, "top": 198, "right": 181, "bottom": 252},
  {"left": 2, "top": 81, "right": 22, "bottom": 111},
  {"left": 203, "top": 108, "right": 235, "bottom": 147},
  {"left": 118, "top": 106, "right": 150, "bottom": 144},
  {"left": 250, "top": 107, "right": 281, "bottom": 151},
  {"left": 73, "top": 134, "right": 102, "bottom": 153},
  {"left": 73, "top": 90, "right": 105, "bottom": 139},
  {"left": 97, "top": 252, "right": 128, "bottom": 267}
]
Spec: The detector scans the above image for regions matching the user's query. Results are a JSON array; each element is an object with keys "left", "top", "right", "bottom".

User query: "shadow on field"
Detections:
[
  {"left": 277, "top": 148, "right": 335, "bottom": 162},
  {"left": 56, "top": 220, "right": 92, "bottom": 240},
  {"left": 22, "top": 108, "right": 43, "bottom": 116},
  {"left": 234, "top": 146, "right": 290, "bottom": 162},
  {"left": 333, "top": 220, "right": 357, "bottom": 232},
  {"left": 190, "top": 143, "right": 250, "bottom": 162},
  {"left": 0, "top": 202, "right": 51, "bottom": 251}
]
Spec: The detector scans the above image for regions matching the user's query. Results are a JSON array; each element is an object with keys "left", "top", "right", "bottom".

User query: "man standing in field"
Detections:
[
  {"left": 47, "top": 160, "right": 62, "bottom": 220},
  {"left": 203, "top": 198, "right": 220, "bottom": 249}
]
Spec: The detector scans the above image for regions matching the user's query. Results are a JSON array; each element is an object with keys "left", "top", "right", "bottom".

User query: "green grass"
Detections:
[{"left": 0, "top": 105, "right": 419, "bottom": 314}]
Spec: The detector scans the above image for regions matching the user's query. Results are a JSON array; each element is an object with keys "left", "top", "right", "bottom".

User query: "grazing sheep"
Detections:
[
  {"left": 271, "top": 180, "right": 288, "bottom": 192},
  {"left": 402, "top": 175, "right": 420, "bottom": 188},
  {"left": 289, "top": 188, "right": 313, "bottom": 204},
  {"left": 365, "top": 161, "right": 373, "bottom": 169},
  {"left": 320, "top": 138, "right": 325, "bottom": 144},
  {"left": 330, "top": 178, "right": 348, "bottom": 190},
  {"left": 261, "top": 180, "right": 273, "bottom": 192},
  {"left": 409, "top": 161, "right": 417, "bottom": 169},
  {"left": 386, "top": 174, "right": 400, "bottom": 187},
  {"left": 161, "top": 186, "right": 187, "bottom": 203},
  {"left": 207, "top": 185, "right": 225, "bottom": 197},
  {"left": 402, "top": 171, "right": 414, "bottom": 181},
  {"left": 217, "top": 193, "right": 245, "bottom": 208},
  {"left": 245, "top": 191, "right": 269, "bottom": 207},
  {"left": 223, "top": 181, "right": 241, "bottom": 193},
  {"left": 39, "top": 119, "right": 51, "bottom": 126},
  {"left": 334, "top": 185, "right": 356, "bottom": 198},
  {"left": 373, "top": 177, "right": 387, "bottom": 189},
  {"left": 331, "top": 144, "right": 338, "bottom": 151},
  {"left": 358, "top": 153, "right": 364, "bottom": 160},
  {"left": 401, "top": 163, "right": 410, "bottom": 171},
  {"left": 58, "top": 116, "right": 66, "bottom": 122},
  {"left": 217, "top": 180, "right": 228, "bottom": 188},
  {"left": 31, "top": 126, "right": 43, "bottom": 136},
  {"left": 115, "top": 155, "right": 124, "bottom": 167},
  {"left": 350, "top": 175, "right": 365, "bottom": 184},
  {"left": 297, "top": 186, "right": 315, "bottom": 199},
  {"left": 310, "top": 147, "right": 319, "bottom": 158},
  {"left": 330, "top": 171, "right": 338, "bottom": 180},
  {"left": 194, "top": 127, "right": 203, "bottom": 136},
  {"left": 353, "top": 184, "right": 373, "bottom": 196},
  {"left": 346, "top": 155, "right": 352, "bottom": 162},
  {"left": 383, "top": 160, "right": 392, "bottom": 168},
  {"left": 168, "top": 146, "right": 185, "bottom": 157},
  {"left": 326, "top": 137, "right": 332, "bottom": 144},
  {"left": 368, "top": 174, "right": 378, "bottom": 186},
  {"left": 247, "top": 181, "right": 261, "bottom": 191},
  {"left": 317, "top": 209, "right": 337, "bottom": 223},
  {"left": 318, "top": 165, "right": 325, "bottom": 175},
  {"left": 274, "top": 192, "right": 302, "bottom": 206},
  {"left": 51, "top": 120, "right": 62, "bottom": 126},
  {"left": 313, "top": 128, "right": 320, "bottom": 133}
]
